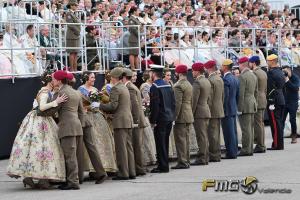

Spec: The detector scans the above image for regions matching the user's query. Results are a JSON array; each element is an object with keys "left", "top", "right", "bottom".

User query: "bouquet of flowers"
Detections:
[
  {"left": 88, "top": 91, "right": 102, "bottom": 102},
  {"left": 142, "top": 101, "right": 151, "bottom": 117}
]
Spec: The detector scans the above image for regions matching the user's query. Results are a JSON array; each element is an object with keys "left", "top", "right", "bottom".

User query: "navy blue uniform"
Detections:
[
  {"left": 150, "top": 79, "right": 175, "bottom": 171},
  {"left": 283, "top": 73, "right": 300, "bottom": 136},
  {"left": 267, "top": 67, "right": 286, "bottom": 149},
  {"left": 221, "top": 72, "right": 239, "bottom": 158}
]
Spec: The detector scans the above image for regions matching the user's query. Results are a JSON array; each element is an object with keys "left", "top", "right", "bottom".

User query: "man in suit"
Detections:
[
  {"left": 99, "top": 67, "right": 136, "bottom": 180},
  {"left": 204, "top": 60, "right": 224, "bottom": 162},
  {"left": 190, "top": 63, "right": 211, "bottom": 165},
  {"left": 66, "top": 0, "right": 81, "bottom": 71},
  {"left": 282, "top": 66, "right": 300, "bottom": 144},
  {"left": 171, "top": 64, "right": 194, "bottom": 169},
  {"left": 128, "top": 6, "right": 140, "bottom": 70},
  {"left": 149, "top": 64, "right": 175, "bottom": 173},
  {"left": 122, "top": 68, "right": 147, "bottom": 176},
  {"left": 237, "top": 57, "right": 258, "bottom": 156},
  {"left": 249, "top": 56, "right": 268, "bottom": 153},
  {"left": 220, "top": 59, "right": 239, "bottom": 159},
  {"left": 52, "top": 70, "right": 84, "bottom": 190},
  {"left": 267, "top": 54, "right": 286, "bottom": 150}
]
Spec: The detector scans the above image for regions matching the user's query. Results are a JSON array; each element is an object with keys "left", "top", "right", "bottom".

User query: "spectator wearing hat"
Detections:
[
  {"left": 249, "top": 56, "right": 268, "bottom": 153},
  {"left": 237, "top": 57, "right": 258, "bottom": 156},
  {"left": 99, "top": 67, "right": 136, "bottom": 180},
  {"left": 204, "top": 60, "right": 224, "bottom": 162},
  {"left": 149, "top": 64, "right": 175, "bottom": 173},
  {"left": 171, "top": 64, "right": 194, "bottom": 169},
  {"left": 266, "top": 54, "right": 286, "bottom": 150},
  {"left": 66, "top": 0, "right": 81, "bottom": 71},
  {"left": 282, "top": 66, "right": 300, "bottom": 144},
  {"left": 128, "top": 6, "right": 141, "bottom": 70},
  {"left": 85, "top": 26, "right": 98, "bottom": 70},
  {"left": 190, "top": 62, "right": 211, "bottom": 166},
  {"left": 52, "top": 70, "right": 85, "bottom": 190},
  {"left": 122, "top": 68, "right": 147, "bottom": 176},
  {"left": 220, "top": 59, "right": 239, "bottom": 159}
]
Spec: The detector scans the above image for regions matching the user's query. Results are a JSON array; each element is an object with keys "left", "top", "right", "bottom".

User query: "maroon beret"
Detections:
[
  {"left": 175, "top": 64, "right": 188, "bottom": 73},
  {"left": 192, "top": 62, "right": 205, "bottom": 71},
  {"left": 66, "top": 72, "right": 74, "bottom": 80},
  {"left": 204, "top": 60, "right": 216, "bottom": 69},
  {"left": 53, "top": 70, "right": 67, "bottom": 80},
  {"left": 238, "top": 56, "right": 249, "bottom": 64}
]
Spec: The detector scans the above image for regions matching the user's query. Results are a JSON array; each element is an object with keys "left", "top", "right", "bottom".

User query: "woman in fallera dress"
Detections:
[
  {"left": 140, "top": 72, "right": 157, "bottom": 165},
  {"left": 78, "top": 72, "right": 117, "bottom": 173},
  {"left": 7, "top": 71, "right": 68, "bottom": 189}
]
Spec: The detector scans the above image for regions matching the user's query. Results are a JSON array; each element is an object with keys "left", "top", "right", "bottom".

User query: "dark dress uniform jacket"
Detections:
[
  {"left": 223, "top": 72, "right": 239, "bottom": 117},
  {"left": 267, "top": 67, "right": 286, "bottom": 106},
  {"left": 284, "top": 73, "right": 300, "bottom": 106},
  {"left": 149, "top": 79, "right": 175, "bottom": 124}
]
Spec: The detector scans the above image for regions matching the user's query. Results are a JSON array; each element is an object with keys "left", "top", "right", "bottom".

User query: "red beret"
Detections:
[
  {"left": 238, "top": 56, "right": 249, "bottom": 64},
  {"left": 66, "top": 72, "right": 74, "bottom": 80},
  {"left": 53, "top": 70, "right": 67, "bottom": 80},
  {"left": 192, "top": 62, "right": 204, "bottom": 71},
  {"left": 204, "top": 60, "right": 216, "bottom": 69},
  {"left": 175, "top": 64, "right": 188, "bottom": 73}
]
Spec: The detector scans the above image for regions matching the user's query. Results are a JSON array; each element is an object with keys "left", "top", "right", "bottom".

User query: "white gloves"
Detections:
[
  {"left": 237, "top": 111, "right": 242, "bottom": 115},
  {"left": 133, "top": 124, "right": 139, "bottom": 128},
  {"left": 269, "top": 105, "right": 275, "bottom": 111},
  {"left": 91, "top": 102, "right": 100, "bottom": 109}
]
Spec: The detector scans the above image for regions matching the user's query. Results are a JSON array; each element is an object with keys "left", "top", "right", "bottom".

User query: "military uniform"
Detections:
[
  {"left": 150, "top": 77, "right": 175, "bottom": 172},
  {"left": 100, "top": 68, "right": 135, "bottom": 179},
  {"left": 125, "top": 79, "right": 147, "bottom": 175},
  {"left": 207, "top": 72, "right": 224, "bottom": 161},
  {"left": 172, "top": 66, "right": 194, "bottom": 168},
  {"left": 128, "top": 15, "right": 140, "bottom": 56},
  {"left": 267, "top": 67, "right": 286, "bottom": 150},
  {"left": 192, "top": 75, "right": 211, "bottom": 164},
  {"left": 66, "top": 9, "right": 81, "bottom": 53},
  {"left": 238, "top": 68, "right": 258, "bottom": 155},
  {"left": 253, "top": 67, "right": 268, "bottom": 152}
]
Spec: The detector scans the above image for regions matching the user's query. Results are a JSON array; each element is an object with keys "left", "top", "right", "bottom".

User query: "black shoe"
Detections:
[
  {"left": 190, "top": 160, "right": 208, "bottom": 166},
  {"left": 171, "top": 164, "right": 190, "bottom": 169},
  {"left": 238, "top": 152, "right": 253, "bottom": 156},
  {"left": 150, "top": 168, "right": 169, "bottom": 173},
  {"left": 129, "top": 176, "right": 136, "bottom": 179},
  {"left": 95, "top": 175, "right": 107, "bottom": 184},
  {"left": 221, "top": 155, "right": 237, "bottom": 159},
  {"left": 209, "top": 159, "right": 221, "bottom": 162},
  {"left": 136, "top": 172, "right": 146, "bottom": 176},
  {"left": 112, "top": 176, "right": 129, "bottom": 180},
  {"left": 253, "top": 148, "right": 266, "bottom": 153},
  {"left": 58, "top": 183, "right": 80, "bottom": 190}
]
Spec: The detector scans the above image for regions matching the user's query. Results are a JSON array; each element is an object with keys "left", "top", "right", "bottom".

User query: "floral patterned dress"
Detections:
[
  {"left": 78, "top": 85, "right": 118, "bottom": 172},
  {"left": 7, "top": 88, "right": 65, "bottom": 181}
]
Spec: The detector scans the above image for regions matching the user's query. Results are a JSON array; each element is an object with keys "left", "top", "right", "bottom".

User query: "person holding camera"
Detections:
[{"left": 282, "top": 66, "right": 300, "bottom": 144}]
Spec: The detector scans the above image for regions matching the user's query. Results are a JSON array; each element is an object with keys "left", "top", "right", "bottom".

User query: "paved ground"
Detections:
[{"left": 1, "top": 126, "right": 300, "bottom": 200}]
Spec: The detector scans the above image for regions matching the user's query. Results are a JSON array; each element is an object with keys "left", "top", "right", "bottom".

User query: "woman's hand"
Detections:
[{"left": 55, "top": 94, "right": 68, "bottom": 104}]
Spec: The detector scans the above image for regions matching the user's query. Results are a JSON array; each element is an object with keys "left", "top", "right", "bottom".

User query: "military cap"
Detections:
[
  {"left": 110, "top": 67, "right": 124, "bottom": 78},
  {"left": 53, "top": 70, "right": 67, "bottom": 80},
  {"left": 238, "top": 56, "right": 249, "bottom": 64},
  {"left": 204, "top": 60, "right": 216, "bottom": 69},
  {"left": 222, "top": 59, "right": 233, "bottom": 66},
  {"left": 266, "top": 54, "right": 278, "bottom": 61},
  {"left": 123, "top": 68, "right": 133, "bottom": 77},
  {"left": 175, "top": 64, "right": 188, "bottom": 73},
  {"left": 192, "top": 62, "right": 205, "bottom": 71},
  {"left": 249, "top": 56, "right": 260, "bottom": 63},
  {"left": 150, "top": 64, "right": 164, "bottom": 72}
]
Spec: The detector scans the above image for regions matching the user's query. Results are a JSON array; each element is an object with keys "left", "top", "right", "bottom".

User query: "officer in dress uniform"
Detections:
[
  {"left": 249, "top": 56, "right": 268, "bottom": 153},
  {"left": 237, "top": 57, "right": 258, "bottom": 156},
  {"left": 190, "top": 63, "right": 211, "bottom": 165},
  {"left": 204, "top": 60, "right": 224, "bottom": 162},
  {"left": 266, "top": 54, "right": 286, "bottom": 150},
  {"left": 220, "top": 59, "right": 239, "bottom": 159},
  {"left": 149, "top": 64, "right": 175, "bottom": 173},
  {"left": 171, "top": 64, "right": 194, "bottom": 169},
  {"left": 123, "top": 68, "right": 147, "bottom": 176},
  {"left": 99, "top": 67, "right": 136, "bottom": 180}
]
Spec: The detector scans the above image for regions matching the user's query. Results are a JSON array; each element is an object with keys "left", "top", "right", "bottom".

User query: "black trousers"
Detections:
[
  {"left": 153, "top": 121, "right": 173, "bottom": 170},
  {"left": 268, "top": 105, "right": 285, "bottom": 149},
  {"left": 283, "top": 103, "right": 298, "bottom": 136}
]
